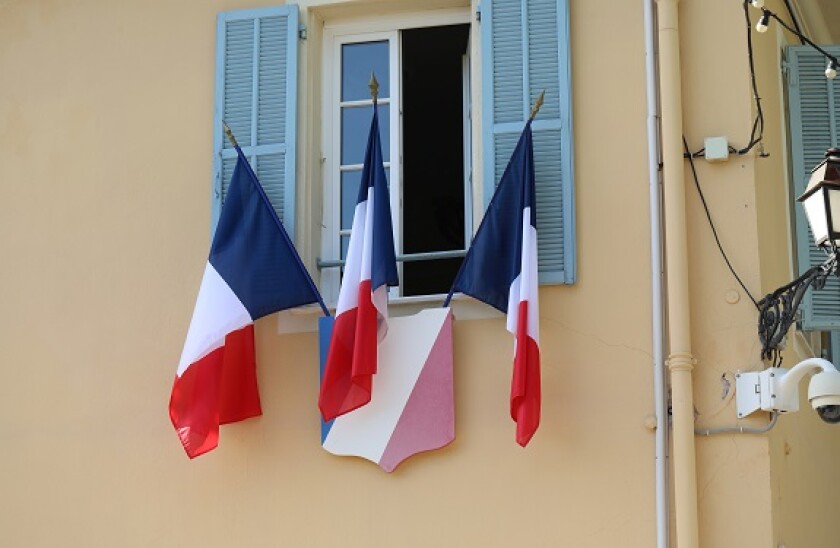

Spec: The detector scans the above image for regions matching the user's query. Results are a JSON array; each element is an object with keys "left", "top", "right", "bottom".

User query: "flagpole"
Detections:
[
  {"left": 222, "top": 121, "right": 331, "bottom": 317},
  {"left": 442, "top": 91, "right": 546, "bottom": 309}
]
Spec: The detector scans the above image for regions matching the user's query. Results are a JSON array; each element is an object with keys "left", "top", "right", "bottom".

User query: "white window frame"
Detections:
[{"left": 320, "top": 9, "right": 472, "bottom": 303}]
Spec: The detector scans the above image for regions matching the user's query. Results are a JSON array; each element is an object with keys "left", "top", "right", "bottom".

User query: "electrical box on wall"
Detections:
[{"left": 704, "top": 136, "right": 730, "bottom": 162}]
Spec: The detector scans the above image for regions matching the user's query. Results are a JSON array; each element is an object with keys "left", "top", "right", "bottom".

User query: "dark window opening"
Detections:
[{"left": 401, "top": 24, "right": 470, "bottom": 296}]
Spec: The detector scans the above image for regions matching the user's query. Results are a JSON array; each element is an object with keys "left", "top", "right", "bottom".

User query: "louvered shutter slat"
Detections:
[
  {"left": 223, "top": 20, "right": 255, "bottom": 148},
  {"left": 257, "top": 152, "right": 286, "bottom": 223},
  {"left": 527, "top": 0, "right": 560, "bottom": 121},
  {"left": 787, "top": 45, "right": 840, "bottom": 329},
  {"left": 491, "top": 0, "right": 523, "bottom": 124},
  {"left": 533, "top": 129, "right": 564, "bottom": 274},
  {"left": 257, "top": 16, "right": 287, "bottom": 145},
  {"left": 212, "top": 6, "right": 298, "bottom": 240},
  {"left": 482, "top": 0, "right": 575, "bottom": 284}
]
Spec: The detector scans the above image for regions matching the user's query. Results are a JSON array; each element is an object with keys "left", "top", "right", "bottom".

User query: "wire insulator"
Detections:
[
  {"left": 756, "top": 12, "right": 770, "bottom": 32},
  {"left": 826, "top": 60, "right": 838, "bottom": 80}
]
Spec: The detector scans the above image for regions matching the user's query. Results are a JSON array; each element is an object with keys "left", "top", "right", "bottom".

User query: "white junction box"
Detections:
[{"left": 704, "top": 136, "right": 730, "bottom": 162}]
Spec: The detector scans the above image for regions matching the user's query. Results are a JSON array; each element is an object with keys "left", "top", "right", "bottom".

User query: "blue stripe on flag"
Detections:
[
  {"left": 449, "top": 121, "right": 536, "bottom": 313},
  {"left": 359, "top": 103, "right": 398, "bottom": 291},
  {"left": 209, "top": 154, "right": 320, "bottom": 320}
]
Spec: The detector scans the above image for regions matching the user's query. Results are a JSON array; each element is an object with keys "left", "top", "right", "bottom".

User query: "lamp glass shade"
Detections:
[
  {"left": 799, "top": 149, "right": 840, "bottom": 248},
  {"left": 828, "top": 186, "right": 840, "bottom": 244},
  {"left": 802, "top": 186, "right": 829, "bottom": 246}
]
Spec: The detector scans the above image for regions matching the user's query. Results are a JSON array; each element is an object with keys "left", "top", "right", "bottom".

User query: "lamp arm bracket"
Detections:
[
  {"left": 757, "top": 252, "right": 838, "bottom": 360},
  {"left": 736, "top": 358, "right": 838, "bottom": 418}
]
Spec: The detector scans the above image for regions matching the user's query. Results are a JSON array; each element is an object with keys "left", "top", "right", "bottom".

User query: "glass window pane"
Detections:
[
  {"left": 340, "top": 235, "right": 350, "bottom": 260},
  {"left": 342, "top": 41, "right": 389, "bottom": 101},
  {"left": 341, "top": 105, "right": 389, "bottom": 165},
  {"left": 341, "top": 171, "right": 362, "bottom": 230}
]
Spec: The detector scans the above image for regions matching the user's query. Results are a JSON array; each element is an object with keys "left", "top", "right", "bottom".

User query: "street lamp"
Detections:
[
  {"left": 758, "top": 148, "right": 840, "bottom": 360},
  {"left": 798, "top": 147, "right": 840, "bottom": 248}
]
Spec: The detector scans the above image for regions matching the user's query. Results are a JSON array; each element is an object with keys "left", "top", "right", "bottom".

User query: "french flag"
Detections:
[
  {"left": 319, "top": 99, "right": 398, "bottom": 422},
  {"left": 446, "top": 120, "right": 541, "bottom": 446},
  {"left": 170, "top": 147, "right": 325, "bottom": 459}
]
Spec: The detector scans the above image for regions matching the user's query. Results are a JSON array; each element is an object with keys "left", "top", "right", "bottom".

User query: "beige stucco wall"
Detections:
[
  {"left": 767, "top": 346, "right": 840, "bottom": 548},
  {"left": 679, "top": 1, "right": 840, "bottom": 546},
  {"left": 0, "top": 0, "right": 656, "bottom": 546},
  {"left": 748, "top": 2, "right": 840, "bottom": 547},
  {"left": 1, "top": 0, "right": 837, "bottom": 546},
  {"left": 680, "top": 0, "right": 840, "bottom": 546},
  {"left": 678, "top": 1, "right": 772, "bottom": 546}
]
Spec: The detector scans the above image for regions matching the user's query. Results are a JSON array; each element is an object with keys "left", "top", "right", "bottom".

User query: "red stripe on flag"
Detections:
[
  {"left": 169, "top": 325, "right": 262, "bottom": 459},
  {"left": 319, "top": 280, "right": 379, "bottom": 421},
  {"left": 511, "top": 300, "right": 541, "bottom": 447}
]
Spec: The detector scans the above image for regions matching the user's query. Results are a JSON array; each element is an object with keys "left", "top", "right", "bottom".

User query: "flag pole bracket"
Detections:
[
  {"left": 222, "top": 121, "right": 239, "bottom": 148},
  {"left": 369, "top": 73, "right": 379, "bottom": 102},
  {"left": 529, "top": 91, "right": 545, "bottom": 121}
]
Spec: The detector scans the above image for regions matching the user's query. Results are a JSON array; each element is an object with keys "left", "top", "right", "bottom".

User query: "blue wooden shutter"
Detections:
[
  {"left": 212, "top": 6, "right": 299, "bottom": 240},
  {"left": 480, "top": 0, "right": 575, "bottom": 284},
  {"left": 786, "top": 45, "right": 840, "bottom": 330}
]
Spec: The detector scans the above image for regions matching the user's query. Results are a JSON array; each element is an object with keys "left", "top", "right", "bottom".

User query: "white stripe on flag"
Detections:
[
  {"left": 359, "top": 185, "right": 375, "bottom": 283},
  {"left": 334, "top": 186, "right": 390, "bottom": 340},
  {"left": 506, "top": 207, "right": 539, "bottom": 342},
  {"left": 177, "top": 263, "right": 253, "bottom": 376},
  {"left": 362, "top": 186, "right": 390, "bottom": 339},
  {"left": 335, "top": 199, "right": 367, "bottom": 316}
]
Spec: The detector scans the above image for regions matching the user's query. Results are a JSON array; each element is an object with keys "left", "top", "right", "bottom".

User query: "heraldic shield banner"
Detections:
[{"left": 318, "top": 308, "right": 455, "bottom": 472}]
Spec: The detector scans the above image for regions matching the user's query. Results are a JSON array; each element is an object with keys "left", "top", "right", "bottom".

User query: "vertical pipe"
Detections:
[
  {"left": 656, "top": 0, "right": 700, "bottom": 547},
  {"left": 643, "top": 0, "right": 669, "bottom": 546}
]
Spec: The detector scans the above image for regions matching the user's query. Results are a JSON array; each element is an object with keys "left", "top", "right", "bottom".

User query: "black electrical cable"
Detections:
[
  {"left": 761, "top": 8, "right": 840, "bottom": 68},
  {"left": 686, "top": 3, "right": 838, "bottom": 159},
  {"left": 782, "top": 0, "right": 805, "bottom": 45},
  {"left": 683, "top": 137, "right": 760, "bottom": 309},
  {"left": 684, "top": 2, "right": 766, "bottom": 159},
  {"left": 738, "top": 1, "right": 766, "bottom": 156}
]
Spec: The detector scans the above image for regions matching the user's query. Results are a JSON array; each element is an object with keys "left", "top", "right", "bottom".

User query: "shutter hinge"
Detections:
[
  {"left": 782, "top": 60, "right": 797, "bottom": 87},
  {"left": 476, "top": 6, "right": 481, "bottom": 22},
  {"left": 298, "top": 25, "right": 307, "bottom": 40}
]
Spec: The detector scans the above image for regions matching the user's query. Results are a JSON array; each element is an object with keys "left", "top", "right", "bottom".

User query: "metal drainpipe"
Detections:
[
  {"left": 644, "top": 0, "right": 669, "bottom": 546},
  {"left": 656, "top": 0, "right": 700, "bottom": 547}
]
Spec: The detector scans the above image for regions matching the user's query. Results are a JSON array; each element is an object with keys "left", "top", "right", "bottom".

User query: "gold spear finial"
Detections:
[
  {"left": 369, "top": 72, "right": 379, "bottom": 102},
  {"left": 222, "top": 121, "right": 239, "bottom": 148},
  {"left": 529, "top": 90, "right": 545, "bottom": 121}
]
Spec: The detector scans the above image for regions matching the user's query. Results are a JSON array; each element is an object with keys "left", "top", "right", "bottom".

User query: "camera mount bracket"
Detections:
[{"left": 736, "top": 358, "right": 838, "bottom": 418}]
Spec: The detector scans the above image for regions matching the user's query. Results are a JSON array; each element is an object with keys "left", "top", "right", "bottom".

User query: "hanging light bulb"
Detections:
[
  {"left": 756, "top": 12, "right": 770, "bottom": 33},
  {"left": 827, "top": 60, "right": 839, "bottom": 80},
  {"left": 751, "top": 0, "right": 765, "bottom": 8}
]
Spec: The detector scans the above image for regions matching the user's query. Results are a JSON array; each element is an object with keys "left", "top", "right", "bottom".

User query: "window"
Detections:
[
  {"left": 212, "top": 1, "right": 576, "bottom": 304},
  {"left": 320, "top": 14, "right": 472, "bottom": 299},
  {"left": 786, "top": 45, "right": 840, "bottom": 330}
]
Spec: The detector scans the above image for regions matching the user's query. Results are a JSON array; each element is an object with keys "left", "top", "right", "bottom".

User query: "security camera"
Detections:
[
  {"left": 737, "top": 358, "right": 840, "bottom": 423},
  {"left": 808, "top": 369, "right": 840, "bottom": 424}
]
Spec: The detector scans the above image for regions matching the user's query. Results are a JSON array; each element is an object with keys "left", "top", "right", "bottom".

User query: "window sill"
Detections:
[{"left": 276, "top": 293, "right": 501, "bottom": 334}]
